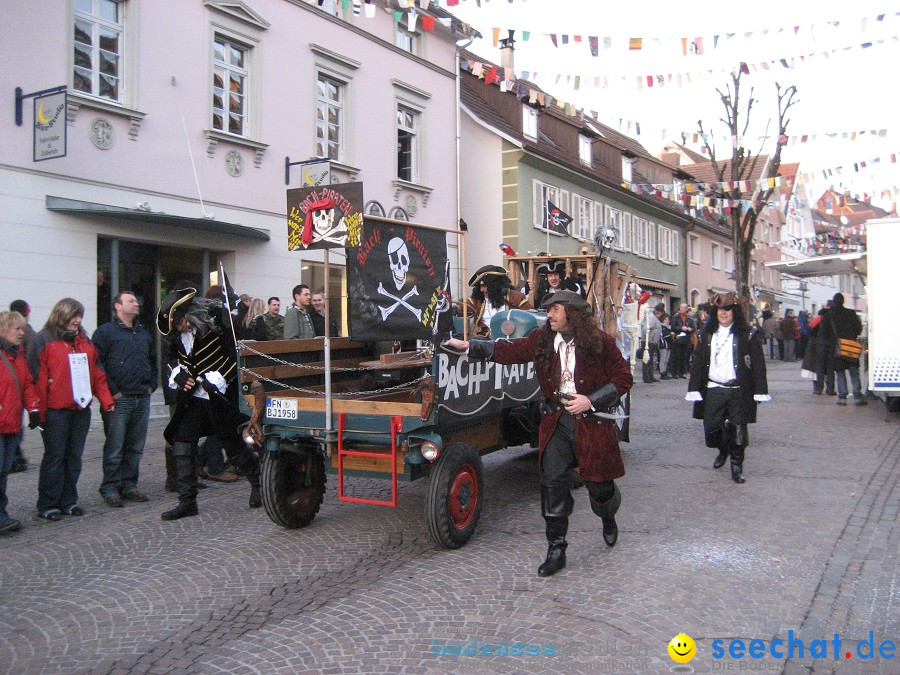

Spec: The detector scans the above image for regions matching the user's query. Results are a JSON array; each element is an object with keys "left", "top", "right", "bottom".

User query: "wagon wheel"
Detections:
[
  {"left": 261, "top": 445, "right": 326, "bottom": 529},
  {"left": 425, "top": 442, "right": 483, "bottom": 549}
]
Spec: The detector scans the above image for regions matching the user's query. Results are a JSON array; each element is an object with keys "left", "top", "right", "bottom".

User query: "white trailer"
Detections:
[{"left": 865, "top": 218, "right": 900, "bottom": 406}]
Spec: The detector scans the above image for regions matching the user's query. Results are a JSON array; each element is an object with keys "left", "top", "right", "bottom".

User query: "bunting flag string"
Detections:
[
  {"left": 511, "top": 34, "right": 899, "bottom": 94},
  {"left": 470, "top": 9, "right": 899, "bottom": 56},
  {"left": 463, "top": 57, "right": 890, "bottom": 149}
]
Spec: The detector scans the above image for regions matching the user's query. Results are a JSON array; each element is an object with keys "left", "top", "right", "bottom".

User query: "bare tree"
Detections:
[{"left": 698, "top": 71, "right": 798, "bottom": 300}]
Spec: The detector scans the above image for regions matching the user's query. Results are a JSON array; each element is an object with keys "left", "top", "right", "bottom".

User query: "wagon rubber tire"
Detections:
[
  {"left": 261, "top": 446, "right": 326, "bottom": 529},
  {"left": 425, "top": 442, "right": 483, "bottom": 549}
]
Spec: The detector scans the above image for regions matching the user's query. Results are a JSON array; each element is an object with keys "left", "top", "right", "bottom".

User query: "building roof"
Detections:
[{"left": 459, "top": 54, "right": 695, "bottom": 225}]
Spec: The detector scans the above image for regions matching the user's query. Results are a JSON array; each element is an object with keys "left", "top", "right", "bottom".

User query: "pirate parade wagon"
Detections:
[{"left": 235, "top": 184, "right": 629, "bottom": 548}]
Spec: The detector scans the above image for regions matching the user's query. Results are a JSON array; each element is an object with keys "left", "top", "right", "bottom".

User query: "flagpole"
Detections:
[
  {"left": 545, "top": 199, "right": 550, "bottom": 255},
  {"left": 323, "top": 248, "right": 332, "bottom": 435}
]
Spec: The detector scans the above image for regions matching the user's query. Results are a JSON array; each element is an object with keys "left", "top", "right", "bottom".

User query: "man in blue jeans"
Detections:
[{"left": 92, "top": 291, "right": 157, "bottom": 507}]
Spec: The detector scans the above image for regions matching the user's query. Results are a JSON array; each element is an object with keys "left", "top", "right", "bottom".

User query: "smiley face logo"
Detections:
[{"left": 667, "top": 633, "right": 696, "bottom": 663}]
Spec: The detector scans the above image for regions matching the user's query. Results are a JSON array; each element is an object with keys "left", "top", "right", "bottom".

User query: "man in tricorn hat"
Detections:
[
  {"left": 686, "top": 292, "right": 769, "bottom": 484},
  {"left": 156, "top": 284, "right": 261, "bottom": 520},
  {"left": 462, "top": 265, "right": 532, "bottom": 338},
  {"left": 534, "top": 258, "right": 585, "bottom": 308},
  {"left": 446, "top": 290, "right": 633, "bottom": 577}
]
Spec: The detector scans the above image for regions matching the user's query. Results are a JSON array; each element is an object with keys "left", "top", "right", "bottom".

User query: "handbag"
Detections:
[
  {"left": 827, "top": 313, "right": 862, "bottom": 359},
  {"left": 835, "top": 338, "right": 863, "bottom": 359}
]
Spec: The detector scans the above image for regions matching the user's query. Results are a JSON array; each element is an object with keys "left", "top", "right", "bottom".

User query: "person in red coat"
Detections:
[
  {"left": 27, "top": 298, "right": 115, "bottom": 520},
  {"left": 446, "top": 290, "right": 633, "bottom": 577},
  {"left": 0, "top": 311, "right": 41, "bottom": 533}
]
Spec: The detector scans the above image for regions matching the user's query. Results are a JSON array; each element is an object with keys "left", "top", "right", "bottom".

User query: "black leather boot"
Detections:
[
  {"left": 226, "top": 446, "right": 262, "bottom": 508},
  {"left": 164, "top": 444, "right": 177, "bottom": 492},
  {"left": 730, "top": 446, "right": 746, "bottom": 484},
  {"left": 163, "top": 444, "right": 200, "bottom": 520},
  {"left": 538, "top": 517, "right": 568, "bottom": 577},
  {"left": 714, "top": 424, "right": 732, "bottom": 469},
  {"left": 248, "top": 477, "right": 262, "bottom": 508},
  {"left": 589, "top": 483, "right": 621, "bottom": 547},
  {"left": 161, "top": 500, "right": 198, "bottom": 520},
  {"left": 537, "top": 487, "right": 573, "bottom": 577}
]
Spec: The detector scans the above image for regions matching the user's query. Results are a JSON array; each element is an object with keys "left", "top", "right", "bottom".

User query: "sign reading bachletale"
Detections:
[
  {"left": 287, "top": 182, "right": 363, "bottom": 251},
  {"left": 346, "top": 218, "right": 454, "bottom": 341}
]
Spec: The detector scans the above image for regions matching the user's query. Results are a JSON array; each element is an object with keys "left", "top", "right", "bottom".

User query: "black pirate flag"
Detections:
[
  {"left": 545, "top": 199, "right": 572, "bottom": 235},
  {"left": 346, "top": 219, "right": 454, "bottom": 341},
  {"left": 287, "top": 182, "right": 363, "bottom": 251}
]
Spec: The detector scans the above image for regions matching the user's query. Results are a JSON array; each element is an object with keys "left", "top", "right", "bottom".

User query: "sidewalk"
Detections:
[{"left": 0, "top": 360, "right": 897, "bottom": 674}]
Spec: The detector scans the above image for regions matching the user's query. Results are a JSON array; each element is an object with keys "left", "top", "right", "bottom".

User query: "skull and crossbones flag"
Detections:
[
  {"left": 346, "top": 218, "right": 454, "bottom": 341},
  {"left": 545, "top": 199, "right": 572, "bottom": 235},
  {"left": 286, "top": 182, "right": 364, "bottom": 251}
]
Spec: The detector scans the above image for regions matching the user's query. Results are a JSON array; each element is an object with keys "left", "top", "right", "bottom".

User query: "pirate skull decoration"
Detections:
[
  {"left": 312, "top": 207, "right": 336, "bottom": 238},
  {"left": 387, "top": 237, "right": 410, "bottom": 290}
]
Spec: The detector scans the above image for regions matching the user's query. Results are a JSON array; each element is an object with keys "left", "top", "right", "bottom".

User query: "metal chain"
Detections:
[
  {"left": 238, "top": 341, "right": 429, "bottom": 372},
  {"left": 240, "top": 366, "right": 428, "bottom": 398}
]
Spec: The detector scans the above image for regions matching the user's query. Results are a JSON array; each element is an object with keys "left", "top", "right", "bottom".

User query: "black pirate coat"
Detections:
[
  {"left": 688, "top": 323, "right": 768, "bottom": 423},
  {"left": 163, "top": 304, "right": 247, "bottom": 446}
]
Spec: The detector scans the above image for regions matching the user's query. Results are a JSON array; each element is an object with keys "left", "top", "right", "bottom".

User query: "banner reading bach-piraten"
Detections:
[{"left": 346, "top": 219, "right": 454, "bottom": 342}]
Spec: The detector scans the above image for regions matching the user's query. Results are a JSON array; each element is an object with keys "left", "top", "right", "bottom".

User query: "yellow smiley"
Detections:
[{"left": 667, "top": 633, "right": 697, "bottom": 663}]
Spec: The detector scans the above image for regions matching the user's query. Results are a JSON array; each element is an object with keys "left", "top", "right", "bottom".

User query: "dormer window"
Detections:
[
  {"left": 579, "top": 135, "right": 592, "bottom": 166},
  {"left": 523, "top": 106, "right": 537, "bottom": 140},
  {"left": 621, "top": 155, "right": 633, "bottom": 183}
]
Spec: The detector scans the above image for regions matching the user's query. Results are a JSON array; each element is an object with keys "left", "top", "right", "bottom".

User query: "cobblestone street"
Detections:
[{"left": 1, "top": 360, "right": 897, "bottom": 674}]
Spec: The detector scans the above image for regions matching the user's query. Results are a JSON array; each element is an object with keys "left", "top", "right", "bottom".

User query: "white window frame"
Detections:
[
  {"left": 621, "top": 213, "right": 633, "bottom": 251},
  {"left": 73, "top": 0, "right": 125, "bottom": 103},
  {"left": 621, "top": 156, "right": 633, "bottom": 183},
  {"left": 533, "top": 180, "right": 570, "bottom": 234},
  {"left": 315, "top": 72, "right": 344, "bottom": 160},
  {"left": 212, "top": 35, "right": 250, "bottom": 137},
  {"left": 395, "top": 27, "right": 417, "bottom": 54},
  {"left": 572, "top": 194, "right": 595, "bottom": 241},
  {"left": 634, "top": 216, "right": 646, "bottom": 256},
  {"left": 578, "top": 135, "right": 592, "bottom": 166},
  {"left": 523, "top": 106, "right": 537, "bottom": 140},
  {"left": 724, "top": 246, "right": 734, "bottom": 273},
  {"left": 688, "top": 234, "right": 700, "bottom": 264},
  {"left": 606, "top": 206, "right": 625, "bottom": 250},
  {"left": 658, "top": 225, "right": 679, "bottom": 265},
  {"left": 311, "top": 45, "right": 360, "bottom": 166},
  {"left": 710, "top": 242, "right": 721, "bottom": 270},
  {"left": 396, "top": 103, "right": 420, "bottom": 182}
]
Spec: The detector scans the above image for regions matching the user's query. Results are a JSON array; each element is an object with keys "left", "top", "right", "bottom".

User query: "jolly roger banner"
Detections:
[
  {"left": 287, "top": 182, "right": 364, "bottom": 251},
  {"left": 346, "top": 218, "right": 454, "bottom": 341}
]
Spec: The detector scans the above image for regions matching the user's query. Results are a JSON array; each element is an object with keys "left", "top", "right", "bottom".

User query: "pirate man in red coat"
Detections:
[{"left": 446, "top": 291, "right": 633, "bottom": 577}]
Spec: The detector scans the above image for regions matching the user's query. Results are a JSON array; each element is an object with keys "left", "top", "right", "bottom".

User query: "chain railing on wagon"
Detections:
[
  {"left": 238, "top": 341, "right": 430, "bottom": 372},
  {"left": 239, "top": 366, "right": 429, "bottom": 398}
]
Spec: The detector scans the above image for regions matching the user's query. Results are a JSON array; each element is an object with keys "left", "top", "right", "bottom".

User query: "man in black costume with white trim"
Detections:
[
  {"left": 156, "top": 285, "right": 261, "bottom": 520},
  {"left": 686, "top": 292, "right": 769, "bottom": 484}
]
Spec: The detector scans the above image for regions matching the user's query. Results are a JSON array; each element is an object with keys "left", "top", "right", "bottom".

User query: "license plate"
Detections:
[{"left": 266, "top": 397, "right": 298, "bottom": 420}]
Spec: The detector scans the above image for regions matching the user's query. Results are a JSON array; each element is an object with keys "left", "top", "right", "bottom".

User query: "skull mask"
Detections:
[
  {"left": 312, "top": 207, "right": 336, "bottom": 238},
  {"left": 387, "top": 237, "right": 410, "bottom": 290}
]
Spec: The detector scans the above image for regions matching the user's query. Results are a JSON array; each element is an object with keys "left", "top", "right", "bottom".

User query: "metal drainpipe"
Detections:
[{"left": 455, "top": 36, "right": 473, "bottom": 303}]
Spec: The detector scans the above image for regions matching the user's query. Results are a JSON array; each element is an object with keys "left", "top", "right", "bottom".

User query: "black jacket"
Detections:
[
  {"left": 688, "top": 323, "right": 768, "bottom": 423},
  {"left": 820, "top": 305, "right": 862, "bottom": 367},
  {"left": 92, "top": 318, "right": 157, "bottom": 396}
]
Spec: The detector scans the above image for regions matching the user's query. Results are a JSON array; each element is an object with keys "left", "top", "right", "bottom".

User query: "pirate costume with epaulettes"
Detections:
[{"left": 156, "top": 286, "right": 261, "bottom": 520}]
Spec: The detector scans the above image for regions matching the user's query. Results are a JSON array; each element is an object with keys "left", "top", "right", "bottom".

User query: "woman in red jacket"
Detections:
[
  {"left": 27, "top": 299, "right": 114, "bottom": 521},
  {"left": 0, "top": 311, "right": 40, "bottom": 533}
]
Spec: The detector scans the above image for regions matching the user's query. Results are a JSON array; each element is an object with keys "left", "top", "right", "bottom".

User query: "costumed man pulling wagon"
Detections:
[
  {"left": 446, "top": 291, "right": 633, "bottom": 577},
  {"left": 157, "top": 286, "right": 262, "bottom": 520}
]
